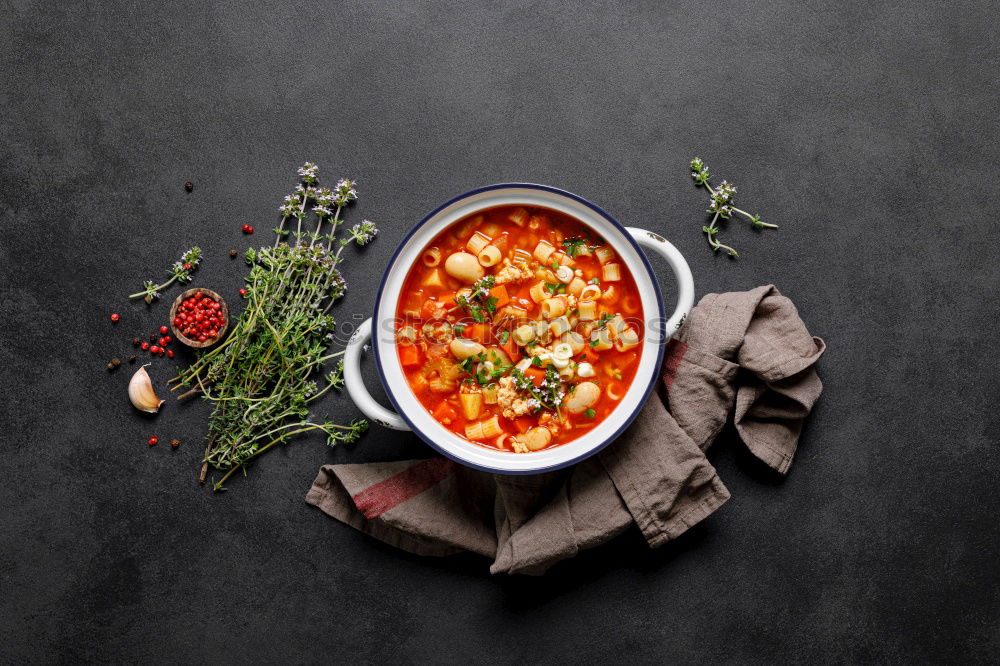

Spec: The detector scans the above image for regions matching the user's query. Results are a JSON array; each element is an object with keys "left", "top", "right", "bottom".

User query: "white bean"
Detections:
[
  {"left": 450, "top": 338, "right": 486, "bottom": 360},
  {"left": 565, "top": 381, "right": 600, "bottom": 413},
  {"left": 522, "top": 426, "right": 552, "bottom": 451},
  {"left": 444, "top": 252, "right": 485, "bottom": 284}
]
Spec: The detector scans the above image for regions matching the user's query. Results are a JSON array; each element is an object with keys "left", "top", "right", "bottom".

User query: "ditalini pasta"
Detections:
[{"left": 395, "top": 205, "right": 644, "bottom": 453}]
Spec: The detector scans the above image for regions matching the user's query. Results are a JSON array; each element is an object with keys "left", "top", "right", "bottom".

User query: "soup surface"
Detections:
[{"left": 394, "top": 205, "right": 644, "bottom": 453}]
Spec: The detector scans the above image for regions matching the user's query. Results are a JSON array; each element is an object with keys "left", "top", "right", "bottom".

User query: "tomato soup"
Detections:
[{"left": 394, "top": 205, "right": 644, "bottom": 453}]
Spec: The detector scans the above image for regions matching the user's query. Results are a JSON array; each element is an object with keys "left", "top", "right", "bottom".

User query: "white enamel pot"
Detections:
[{"left": 344, "top": 184, "right": 694, "bottom": 475}]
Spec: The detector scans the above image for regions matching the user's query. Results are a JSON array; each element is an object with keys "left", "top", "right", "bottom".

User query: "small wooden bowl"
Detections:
[{"left": 169, "top": 288, "right": 230, "bottom": 348}]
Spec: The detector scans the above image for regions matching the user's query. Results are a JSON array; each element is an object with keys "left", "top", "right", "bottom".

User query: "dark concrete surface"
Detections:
[{"left": 2, "top": 0, "right": 998, "bottom": 663}]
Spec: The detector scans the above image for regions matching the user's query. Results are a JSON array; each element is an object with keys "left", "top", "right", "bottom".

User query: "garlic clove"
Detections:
[{"left": 128, "top": 364, "right": 165, "bottom": 413}]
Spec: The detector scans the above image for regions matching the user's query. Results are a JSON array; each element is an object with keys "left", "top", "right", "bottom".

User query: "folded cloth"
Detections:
[{"left": 307, "top": 285, "right": 825, "bottom": 574}]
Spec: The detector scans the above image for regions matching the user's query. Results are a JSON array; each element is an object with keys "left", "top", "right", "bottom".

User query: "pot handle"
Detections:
[
  {"left": 626, "top": 228, "right": 695, "bottom": 339},
  {"left": 344, "top": 318, "right": 410, "bottom": 431}
]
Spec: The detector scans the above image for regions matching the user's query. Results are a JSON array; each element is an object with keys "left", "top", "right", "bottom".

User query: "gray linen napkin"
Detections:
[{"left": 307, "top": 285, "right": 825, "bottom": 574}]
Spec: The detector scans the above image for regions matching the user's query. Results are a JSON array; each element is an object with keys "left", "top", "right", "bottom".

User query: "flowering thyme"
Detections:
[
  {"left": 454, "top": 275, "right": 498, "bottom": 323},
  {"left": 510, "top": 366, "right": 565, "bottom": 412},
  {"left": 334, "top": 179, "right": 358, "bottom": 206},
  {"left": 690, "top": 157, "right": 778, "bottom": 258},
  {"left": 348, "top": 220, "right": 379, "bottom": 245},
  {"left": 169, "top": 163, "right": 378, "bottom": 491},
  {"left": 129, "top": 247, "right": 202, "bottom": 303}
]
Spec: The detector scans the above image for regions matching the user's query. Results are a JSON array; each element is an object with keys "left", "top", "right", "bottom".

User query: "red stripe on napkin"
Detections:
[
  {"left": 662, "top": 338, "right": 688, "bottom": 391},
  {"left": 352, "top": 457, "right": 458, "bottom": 519}
]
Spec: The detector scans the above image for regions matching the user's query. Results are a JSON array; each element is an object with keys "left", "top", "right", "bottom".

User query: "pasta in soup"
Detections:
[{"left": 395, "top": 205, "right": 644, "bottom": 453}]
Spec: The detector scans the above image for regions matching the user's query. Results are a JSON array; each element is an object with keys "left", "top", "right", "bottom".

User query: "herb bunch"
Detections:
[
  {"left": 690, "top": 157, "right": 777, "bottom": 257},
  {"left": 169, "top": 164, "right": 376, "bottom": 491},
  {"left": 129, "top": 247, "right": 202, "bottom": 303}
]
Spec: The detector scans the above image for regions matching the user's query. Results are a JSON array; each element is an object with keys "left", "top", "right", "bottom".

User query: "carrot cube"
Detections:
[
  {"left": 488, "top": 285, "right": 510, "bottom": 309},
  {"left": 399, "top": 345, "right": 422, "bottom": 368},
  {"left": 465, "top": 323, "right": 490, "bottom": 344},
  {"left": 524, "top": 366, "right": 546, "bottom": 387},
  {"left": 501, "top": 338, "right": 521, "bottom": 363},
  {"left": 432, "top": 401, "right": 458, "bottom": 423}
]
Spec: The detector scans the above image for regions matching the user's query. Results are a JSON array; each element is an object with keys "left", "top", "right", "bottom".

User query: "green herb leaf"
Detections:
[
  {"left": 562, "top": 238, "right": 586, "bottom": 258},
  {"left": 455, "top": 276, "right": 499, "bottom": 322}
]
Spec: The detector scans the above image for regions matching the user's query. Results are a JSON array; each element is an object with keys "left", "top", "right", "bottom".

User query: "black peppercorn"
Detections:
[
  {"left": 128, "top": 355, "right": 137, "bottom": 363},
  {"left": 229, "top": 249, "right": 238, "bottom": 258},
  {"left": 184, "top": 181, "right": 194, "bottom": 192},
  {"left": 170, "top": 439, "right": 180, "bottom": 449},
  {"left": 107, "top": 362, "right": 115, "bottom": 371},
  {"left": 112, "top": 358, "right": 121, "bottom": 367}
]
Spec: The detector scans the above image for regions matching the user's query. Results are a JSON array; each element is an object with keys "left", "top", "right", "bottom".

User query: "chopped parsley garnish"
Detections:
[
  {"left": 562, "top": 238, "right": 587, "bottom": 258},
  {"left": 476, "top": 362, "right": 510, "bottom": 384},
  {"left": 453, "top": 324, "right": 465, "bottom": 335},
  {"left": 613, "top": 370, "right": 622, "bottom": 380},
  {"left": 458, "top": 351, "right": 511, "bottom": 385},
  {"left": 457, "top": 354, "right": 479, "bottom": 375},
  {"left": 588, "top": 277, "right": 600, "bottom": 285},
  {"left": 544, "top": 282, "right": 565, "bottom": 295},
  {"left": 584, "top": 408, "right": 596, "bottom": 419},
  {"left": 498, "top": 330, "right": 510, "bottom": 344}
]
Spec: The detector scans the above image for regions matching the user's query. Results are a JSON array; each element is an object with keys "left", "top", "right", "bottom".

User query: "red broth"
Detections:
[{"left": 395, "top": 205, "right": 644, "bottom": 453}]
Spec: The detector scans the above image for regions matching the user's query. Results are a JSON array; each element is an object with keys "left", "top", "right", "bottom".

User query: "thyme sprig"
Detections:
[
  {"left": 129, "top": 247, "right": 202, "bottom": 303},
  {"left": 510, "top": 366, "right": 565, "bottom": 412},
  {"left": 168, "top": 164, "right": 377, "bottom": 491},
  {"left": 690, "top": 157, "right": 778, "bottom": 258},
  {"left": 454, "top": 275, "right": 498, "bottom": 323}
]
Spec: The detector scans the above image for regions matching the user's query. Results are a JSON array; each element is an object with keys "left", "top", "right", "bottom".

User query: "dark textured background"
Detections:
[{"left": 2, "top": 0, "right": 998, "bottom": 663}]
